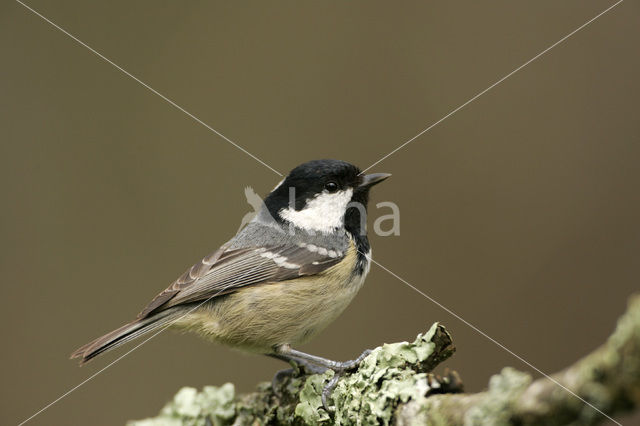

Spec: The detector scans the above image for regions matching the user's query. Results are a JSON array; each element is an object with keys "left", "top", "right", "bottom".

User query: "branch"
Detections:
[{"left": 129, "top": 294, "right": 640, "bottom": 425}]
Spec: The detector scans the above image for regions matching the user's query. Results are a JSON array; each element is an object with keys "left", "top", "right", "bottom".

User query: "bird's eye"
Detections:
[{"left": 324, "top": 181, "right": 339, "bottom": 193}]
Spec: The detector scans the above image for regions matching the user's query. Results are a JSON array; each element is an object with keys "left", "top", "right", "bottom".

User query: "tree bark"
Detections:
[{"left": 129, "top": 294, "right": 640, "bottom": 426}]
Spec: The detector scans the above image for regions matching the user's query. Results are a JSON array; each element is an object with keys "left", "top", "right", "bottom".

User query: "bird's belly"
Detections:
[{"left": 175, "top": 272, "right": 366, "bottom": 353}]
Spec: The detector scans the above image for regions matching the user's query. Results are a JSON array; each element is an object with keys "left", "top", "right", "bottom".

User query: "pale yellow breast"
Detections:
[{"left": 174, "top": 239, "right": 366, "bottom": 353}]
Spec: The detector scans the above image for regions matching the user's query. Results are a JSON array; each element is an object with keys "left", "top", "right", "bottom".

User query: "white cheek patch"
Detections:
[{"left": 279, "top": 188, "right": 353, "bottom": 233}]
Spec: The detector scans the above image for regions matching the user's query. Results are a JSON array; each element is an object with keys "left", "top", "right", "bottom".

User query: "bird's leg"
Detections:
[
  {"left": 268, "top": 353, "right": 328, "bottom": 375},
  {"left": 273, "top": 344, "right": 372, "bottom": 411},
  {"left": 274, "top": 344, "right": 371, "bottom": 372}
]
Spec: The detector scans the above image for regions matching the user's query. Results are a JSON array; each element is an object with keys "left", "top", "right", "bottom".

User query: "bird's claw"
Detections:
[
  {"left": 321, "top": 373, "right": 341, "bottom": 412},
  {"left": 271, "top": 367, "right": 295, "bottom": 398},
  {"left": 271, "top": 360, "right": 329, "bottom": 397},
  {"left": 320, "top": 348, "right": 372, "bottom": 413}
]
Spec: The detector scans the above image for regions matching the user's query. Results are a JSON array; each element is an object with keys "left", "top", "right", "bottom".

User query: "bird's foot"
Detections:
[
  {"left": 271, "top": 345, "right": 373, "bottom": 412},
  {"left": 271, "top": 359, "right": 328, "bottom": 397},
  {"left": 320, "top": 349, "right": 372, "bottom": 412},
  {"left": 271, "top": 367, "right": 294, "bottom": 398}
]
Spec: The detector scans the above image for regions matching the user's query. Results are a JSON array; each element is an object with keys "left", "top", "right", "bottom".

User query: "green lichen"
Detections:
[
  {"left": 128, "top": 383, "right": 236, "bottom": 426},
  {"left": 294, "top": 373, "right": 332, "bottom": 424},
  {"left": 464, "top": 367, "right": 532, "bottom": 426},
  {"left": 294, "top": 323, "right": 452, "bottom": 425}
]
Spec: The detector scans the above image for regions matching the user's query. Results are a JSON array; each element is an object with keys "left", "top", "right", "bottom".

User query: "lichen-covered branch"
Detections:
[
  {"left": 130, "top": 294, "right": 640, "bottom": 426},
  {"left": 396, "top": 294, "right": 640, "bottom": 425}
]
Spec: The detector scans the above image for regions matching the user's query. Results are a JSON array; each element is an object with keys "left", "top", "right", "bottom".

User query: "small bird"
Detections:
[{"left": 71, "top": 159, "right": 389, "bottom": 404}]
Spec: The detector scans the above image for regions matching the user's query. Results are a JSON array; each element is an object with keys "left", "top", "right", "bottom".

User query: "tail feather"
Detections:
[{"left": 70, "top": 310, "right": 181, "bottom": 364}]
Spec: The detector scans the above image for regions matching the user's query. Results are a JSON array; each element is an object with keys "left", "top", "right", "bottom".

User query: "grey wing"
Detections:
[{"left": 137, "top": 243, "right": 343, "bottom": 319}]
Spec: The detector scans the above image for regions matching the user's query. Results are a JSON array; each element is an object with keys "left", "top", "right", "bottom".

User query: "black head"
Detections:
[{"left": 263, "top": 159, "right": 390, "bottom": 234}]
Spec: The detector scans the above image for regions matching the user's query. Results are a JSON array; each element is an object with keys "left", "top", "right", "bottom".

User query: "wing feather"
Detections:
[{"left": 137, "top": 243, "right": 343, "bottom": 319}]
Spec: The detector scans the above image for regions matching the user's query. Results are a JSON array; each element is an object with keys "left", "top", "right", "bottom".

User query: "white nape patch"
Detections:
[
  {"left": 279, "top": 188, "right": 353, "bottom": 233},
  {"left": 259, "top": 251, "right": 298, "bottom": 269}
]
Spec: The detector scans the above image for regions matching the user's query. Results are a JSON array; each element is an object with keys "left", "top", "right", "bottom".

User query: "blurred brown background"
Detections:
[{"left": 2, "top": 1, "right": 639, "bottom": 424}]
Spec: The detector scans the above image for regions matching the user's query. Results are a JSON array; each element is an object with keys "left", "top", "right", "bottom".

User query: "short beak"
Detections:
[{"left": 359, "top": 172, "right": 391, "bottom": 188}]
